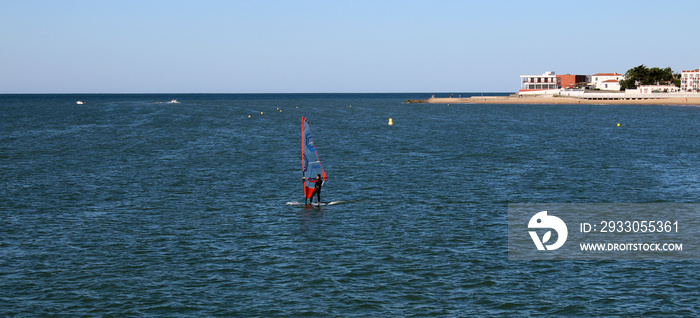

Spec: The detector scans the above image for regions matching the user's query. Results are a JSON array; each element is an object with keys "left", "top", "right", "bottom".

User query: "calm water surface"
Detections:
[{"left": 1, "top": 94, "right": 699, "bottom": 316}]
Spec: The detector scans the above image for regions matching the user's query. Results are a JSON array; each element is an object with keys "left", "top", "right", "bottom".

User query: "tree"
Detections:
[
  {"left": 672, "top": 73, "right": 681, "bottom": 88},
  {"left": 620, "top": 65, "right": 676, "bottom": 90}
]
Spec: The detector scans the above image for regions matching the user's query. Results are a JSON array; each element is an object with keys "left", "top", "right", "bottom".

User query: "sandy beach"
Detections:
[{"left": 410, "top": 96, "right": 700, "bottom": 106}]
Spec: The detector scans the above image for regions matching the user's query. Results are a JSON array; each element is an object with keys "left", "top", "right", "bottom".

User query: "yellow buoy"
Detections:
[
  {"left": 388, "top": 118, "right": 393, "bottom": 125},
  {"left": 261, "top": 112, "right": 263, "bottom": 115},
  {"left": 617, "top": 123, "right": 621, "bottom": 127},
  {"left": 280, "top": 109, "right": 282, "bottom": 112},
  {"left": 276, "top": 107, "right": 279, "bottom": 110},
  {"left": 248, "top": 115, "right": 251, "bottom": 118}
]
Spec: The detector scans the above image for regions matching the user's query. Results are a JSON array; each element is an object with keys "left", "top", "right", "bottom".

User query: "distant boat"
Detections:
[
  {"left": 76, "top": 101, "right": 85, "bottom": 105},
  {"left": 167, "top": 99, "right": 180, "bottom": 104}
]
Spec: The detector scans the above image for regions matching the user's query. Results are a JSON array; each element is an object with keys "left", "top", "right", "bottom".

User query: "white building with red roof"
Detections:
[
  {"left": 591, "top": 72, "right": 624, "bottom": 91},
  {"left": 680, "top": 67, "right": 699, "bottom": 92}
]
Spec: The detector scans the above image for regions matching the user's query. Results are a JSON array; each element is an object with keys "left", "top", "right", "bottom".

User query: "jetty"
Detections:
[{"left": 406, "top": 92, "right": 700, "bottom": 105}]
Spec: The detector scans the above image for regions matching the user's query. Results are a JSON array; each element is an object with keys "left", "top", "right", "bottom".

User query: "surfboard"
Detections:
[{"left": 286, "top": 200, "right": 344, "bottom": 206}]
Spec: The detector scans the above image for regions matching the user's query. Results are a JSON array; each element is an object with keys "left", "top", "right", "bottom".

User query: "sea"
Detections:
[{"left": 1, "top": 93, "right": 699, "bottom": 317}]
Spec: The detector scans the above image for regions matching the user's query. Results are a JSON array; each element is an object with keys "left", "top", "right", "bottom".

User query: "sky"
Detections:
[{"left": 2, "top": 0, "right": 700, "bottom": 93}]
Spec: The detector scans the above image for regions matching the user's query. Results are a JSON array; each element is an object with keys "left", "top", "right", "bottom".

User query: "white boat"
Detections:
[
  {"left": 167, "top": 99, "right": 180, "bottom": 104},
  {"left": 76, "top": 101, "right": 85, "bottom": 105}
]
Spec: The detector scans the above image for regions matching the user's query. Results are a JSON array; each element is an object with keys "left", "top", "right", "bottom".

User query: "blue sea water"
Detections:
[{"left": 1, "top": 93, "right": 699, "bottom": 316}]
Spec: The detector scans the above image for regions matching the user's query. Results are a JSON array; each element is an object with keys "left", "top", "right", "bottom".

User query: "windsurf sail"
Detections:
[{"left": 301, "top": 117, "right": 327, "bottom": 200}]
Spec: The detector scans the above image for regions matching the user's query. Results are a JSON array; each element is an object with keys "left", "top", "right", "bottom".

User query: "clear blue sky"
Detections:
[{"left": 2, "top": 0, "right": 699, "bottom": 93}]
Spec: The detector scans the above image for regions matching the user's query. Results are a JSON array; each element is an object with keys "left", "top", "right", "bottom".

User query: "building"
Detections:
[
  {"left": 680, "top": 67, "right": 699, "bottom": 92},
  {"left": 519, "top": 71, "right": 560, "bottom": 93},
  {"left": 600, "top": 79, "right": 621, "bottom": 91},
  {"left": 557, "top": 74, "right": 589, "bottom": 89},
  {"left": 627, "top": 85, "right": 680, "bottom": 94},
  {"left": 591, "top": 72, "right": 624, "bottom": 90}
]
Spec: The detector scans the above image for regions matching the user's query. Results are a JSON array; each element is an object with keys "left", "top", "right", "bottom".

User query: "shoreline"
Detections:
[{"left": 407, "top": 96, "right": 700, "bottom": 106}]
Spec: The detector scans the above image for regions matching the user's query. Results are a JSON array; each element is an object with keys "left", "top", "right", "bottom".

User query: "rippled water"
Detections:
[{"left": 1, "top": 94, "right": 699, "bottom": 316}]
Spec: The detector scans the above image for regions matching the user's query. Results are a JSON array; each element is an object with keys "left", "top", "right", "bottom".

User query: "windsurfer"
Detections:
[{"left": 308, "top": 174, "right": 323, "bottom": 204}]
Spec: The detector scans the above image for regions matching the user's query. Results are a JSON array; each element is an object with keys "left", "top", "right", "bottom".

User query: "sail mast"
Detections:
[{"left": 301, "top": 117, "right": 306, "bottom": 201}]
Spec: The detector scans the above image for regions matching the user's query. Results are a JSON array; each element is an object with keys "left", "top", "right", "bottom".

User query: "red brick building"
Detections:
[{"left": 557, "top": 74, "right": 588, "bottom": 89}]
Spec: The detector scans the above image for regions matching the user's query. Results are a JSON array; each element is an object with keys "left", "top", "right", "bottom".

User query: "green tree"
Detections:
[
  {"left": 620, "top": 65, "right": 644, "bottom": 90},
  {"left": 673, "top": 73, "right": 681, "bottom": 88},
  {"left": 620, "top": 65, "right": 677, "bottom": 90}
]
